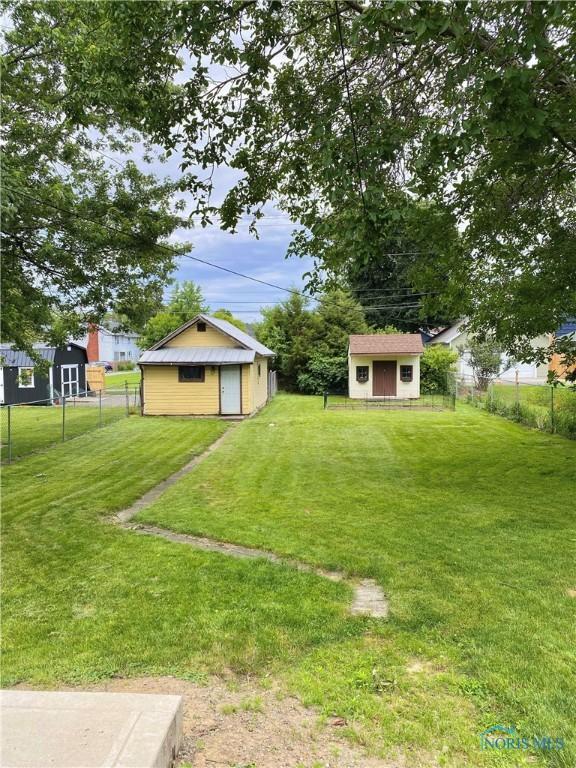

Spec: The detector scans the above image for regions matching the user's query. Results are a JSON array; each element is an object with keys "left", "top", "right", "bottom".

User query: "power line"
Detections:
[
  {"left": 13, "top": 187, "right": 430, "bottom": 303},
  {"left": 12, "top": 187, "right": 317, "bottom": 301},
  {"left": 12, "top": 187, "right": 434, "bottom": 326}
]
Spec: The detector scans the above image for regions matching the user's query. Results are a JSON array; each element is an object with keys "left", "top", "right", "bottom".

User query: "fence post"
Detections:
[
  {"left": 98, "top": 389, "right": 102, "bottom": 428},
  {"left": 323, "top": 392, "right": 328, "bottom": 410},
  {"left": 550, "top": 386, "right": 555, "bottom": 433},
  {"left": 62, "top": 396, "right": 66, "bottom": 442},
  {"left": 7, "top": 405, "right": 12, "bottom": 464},
  {"left": 515, "top": 371, "right": 520, "bottom": 415},
  {"left": 125, "top": 381, "right": 130, "bottom": 417}
]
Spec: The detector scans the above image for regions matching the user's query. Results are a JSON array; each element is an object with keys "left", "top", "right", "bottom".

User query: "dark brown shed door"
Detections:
[{"left": 372, "top": 361, "right": 397, "bottom": 396}]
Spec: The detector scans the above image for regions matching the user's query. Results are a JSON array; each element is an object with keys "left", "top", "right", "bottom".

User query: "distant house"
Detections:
[
  {"left": 139, "top": 314, "right": 275, "bottom": 417},
  {"left": 348, "top": 334, "right": 424, "bottom": 399},
  {"left": 549, "top": 319, "right": 576, "bottom": 381},
  {"left": 0, "top": 343, "right": 88, "bottom": 405},
  {"left": 80, "top": 325, "right": 141, "bottom": 366},
  {"left": 428, "top": 320, "right": 549, "bottom": 383}
]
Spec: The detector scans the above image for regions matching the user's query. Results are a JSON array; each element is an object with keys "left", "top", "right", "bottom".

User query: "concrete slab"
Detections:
[{"left": 1, "top": 690, "right": 183, "bottom": 768}]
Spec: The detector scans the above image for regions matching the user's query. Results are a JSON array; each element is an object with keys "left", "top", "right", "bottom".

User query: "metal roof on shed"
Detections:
[
  {"left": 0, "top": 345, "right": 56, "bottom": 367},
  {"left": 139, "top": 347, "right": 256, "bottom": 365}
]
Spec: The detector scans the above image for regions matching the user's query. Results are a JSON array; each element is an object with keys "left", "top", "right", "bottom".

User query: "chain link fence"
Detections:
[
  {"left": 1, "top": 382, "right": 141, "bottom": 463},
  {"left": 323, "top": 392, "right": 456, "bottom": 411},
  {"left": 458, "top": 377, "right": 576, "bottom": 439}
]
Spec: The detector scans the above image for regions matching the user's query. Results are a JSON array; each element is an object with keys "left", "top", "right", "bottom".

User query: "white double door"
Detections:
[
  {"left": 61, "top": 364, "right": 79, "bottom": 397},
  {"left": 220, "top": 365, "right": 241, "bottom": 415}
]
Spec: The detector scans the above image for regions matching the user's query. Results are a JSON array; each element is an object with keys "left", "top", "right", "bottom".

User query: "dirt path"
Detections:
[
  {"left": 67, "top": 676, "right": 402, "bottom": 768},
  {"left": 114, "top": 427, "right": 388, "bottom": 619}
]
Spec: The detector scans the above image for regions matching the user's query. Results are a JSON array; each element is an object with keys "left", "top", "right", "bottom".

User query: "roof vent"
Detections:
[{"left": 197, "top": 322, "right": 207, "bottom": 332}]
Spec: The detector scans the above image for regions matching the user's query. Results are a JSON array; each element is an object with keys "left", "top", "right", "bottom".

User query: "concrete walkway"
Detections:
[
  {"left": 115, "top": 428, "right": 388, "bottom": 619},
  {"left": 1, "top": 690, "right": 183, "bottom": 768}
]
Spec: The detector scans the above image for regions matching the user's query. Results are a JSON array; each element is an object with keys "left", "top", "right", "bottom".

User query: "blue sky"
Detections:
[
  {"left": 131, "top": 127, "right": 314, "bottom": 324},
  {"left": 168, "top": 211, "right": 312, "bottom": 323}
]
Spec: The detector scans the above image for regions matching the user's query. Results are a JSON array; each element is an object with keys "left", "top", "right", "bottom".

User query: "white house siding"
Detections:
[
  {"left": 430, "top": 330, "right": 549, "bottom": 383},
  {"left": 99, "top": 331, "right": 141, "bottom": 363},
  {"left": 348, "top": 354, "right": 421, "bottom": 399}
]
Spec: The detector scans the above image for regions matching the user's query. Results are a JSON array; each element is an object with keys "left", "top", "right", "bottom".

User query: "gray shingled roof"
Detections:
[
  {"left": 0, "top": 345, "right": 56, "bottom": 367},
  {"left": 139, "top": 347, "right": 256, "bottom": 365}
]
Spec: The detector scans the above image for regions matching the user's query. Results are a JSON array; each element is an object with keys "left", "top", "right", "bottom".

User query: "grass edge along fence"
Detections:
[
  {"left": 1, "top": 382, "right": 141, "bottom": 464},
  {"left": 324, "top": 392, "right": 456, "bottom": 411},
  {"left": 461, "top": 379, "right": 576, "bottom": 440}
]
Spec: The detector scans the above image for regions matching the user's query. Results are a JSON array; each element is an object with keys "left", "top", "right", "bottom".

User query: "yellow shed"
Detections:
[{"left": 139, "top": 314, "right": 274, "bottom": 417}]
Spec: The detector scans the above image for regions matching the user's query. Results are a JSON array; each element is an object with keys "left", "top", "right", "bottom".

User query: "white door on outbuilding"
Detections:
[{"left": 220, "top": 365, "right": 241, "bottom": 415}]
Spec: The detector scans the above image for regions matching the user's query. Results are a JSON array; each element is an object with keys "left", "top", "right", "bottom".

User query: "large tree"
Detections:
[
  {"left": 139, "top": 281, "right": 208, "bottom": 349},
  {"left": 5, "top": 2, "right": 576, "bottom": 362},
  {"left": 1, "top": 1, "right": 185, "bottom": 353},
  {"left": 255, "top": 288, "right": 369, "bottom": 392}
]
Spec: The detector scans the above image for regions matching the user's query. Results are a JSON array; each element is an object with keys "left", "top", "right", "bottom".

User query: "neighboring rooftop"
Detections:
[
  {"left": 0, "top": 343, "right": 87, "bottom": 367},
  {"left": 349, "top": 334, "right": 425, "bottom": 355},
  {"left": 557, "top": 320, "right": 576, "bottom": 338}
]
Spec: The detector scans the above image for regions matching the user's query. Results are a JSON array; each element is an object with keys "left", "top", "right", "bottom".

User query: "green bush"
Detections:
[
  {"left": 420, "top": 345, "right": 458, "bottom": 394},
  {"left": 475, "top": 384, "right": 576, "bottom": 439},
  {"left": 296, "top": 354, "right": 348, "bottom": 395},
  {"left": 116, "top": 361, "right": 136, "bottom": 371}
]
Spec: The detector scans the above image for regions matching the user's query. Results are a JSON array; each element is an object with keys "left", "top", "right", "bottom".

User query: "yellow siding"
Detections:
[
  {"left": 142, "top": 365, "right": 220, "bottom": 415},
  {"left": 241, "top": 364, "right": 251, "bottom": 414},
  {"left": 250, "top": 356, "right": 268, "bottom": 411},
  {"left": 165, "top": 322, "right": 237, "bottom": 348}
]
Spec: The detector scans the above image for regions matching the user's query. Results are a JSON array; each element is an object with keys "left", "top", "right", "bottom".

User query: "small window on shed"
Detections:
[
  {"left": 400, "top": 365, "right": 413, "bottom": 383},
  {"left": 257, "top": 363, "right": 261, "bottom": 378},
  {"left": 356, "top": 365, "right": 369, "bottom": 383},
  {"left": 178, "top": 365, "right": 205, "bottom": 382},
  {"left": 197, "top": 322, "right": 207, "bottom": 332},
  {"left": 18, "top": 367, "right": 35, "bottom": 388}
]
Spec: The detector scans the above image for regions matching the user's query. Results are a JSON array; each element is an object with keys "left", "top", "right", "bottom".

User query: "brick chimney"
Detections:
[{"left": 86, "top": 324, "right": 100, "bottom": 362}]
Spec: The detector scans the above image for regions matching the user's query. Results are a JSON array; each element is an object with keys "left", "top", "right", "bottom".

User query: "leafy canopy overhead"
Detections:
[
  {"left": 4, "top": 1, "right": 576, "bottom": 360},
  {"left": 1, "top": 1, "right": 186, "bottom": 352}
]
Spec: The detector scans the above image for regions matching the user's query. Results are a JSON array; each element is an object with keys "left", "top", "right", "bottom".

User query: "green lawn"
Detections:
[
  {"left": 1, "top": 404, "right": 127, "bottom": 462},
  {"left": 3, "top": 397, "right": 575, "bottom": 767},
  {"left": 473, "top": 383, "right": 576, "bottom": 439},
  {"left": 2, "top": 415, "right": 354, "bottom": 684},
  {"left": 137, "top": 395, "right": 576, "bottom": 767},
  {"left": 105, "top": 370, "right": 141, "bottom": 388}
]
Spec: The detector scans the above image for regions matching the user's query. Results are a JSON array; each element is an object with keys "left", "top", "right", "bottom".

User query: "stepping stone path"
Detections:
[{"left": 115, "top": 432, "right": 388, "bottom": 619}]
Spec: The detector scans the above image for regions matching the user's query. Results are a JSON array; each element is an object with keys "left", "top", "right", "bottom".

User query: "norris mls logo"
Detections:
[{"left": 480, "top": 724, "right": 564, "bottom": 751}]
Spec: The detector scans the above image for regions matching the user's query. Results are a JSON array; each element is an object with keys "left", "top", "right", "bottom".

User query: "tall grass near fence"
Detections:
[
  {"left": 0, "top": 383, "right": 140, "bottom": 463},
  {"left": 460, "top": 379, "right": 576, "bottom": 439}
]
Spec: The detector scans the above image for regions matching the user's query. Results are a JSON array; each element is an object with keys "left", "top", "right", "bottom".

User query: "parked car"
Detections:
[{"left": 92, "top": 361, "right": 113, "bottom": 373}]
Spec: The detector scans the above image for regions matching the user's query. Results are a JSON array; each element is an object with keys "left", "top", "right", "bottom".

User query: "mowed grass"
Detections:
[
  {"left": 1, "top": 404, "right": 127, "bottom": 462},
  {"left": 137, "top": 395, "right": 576, "bottom": 767},
  {"left": 2, "top": 415, "right": 355, "bottom": 688},
  {"left": 105, "top": 370, "right": 141, "bottom": 388}
]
